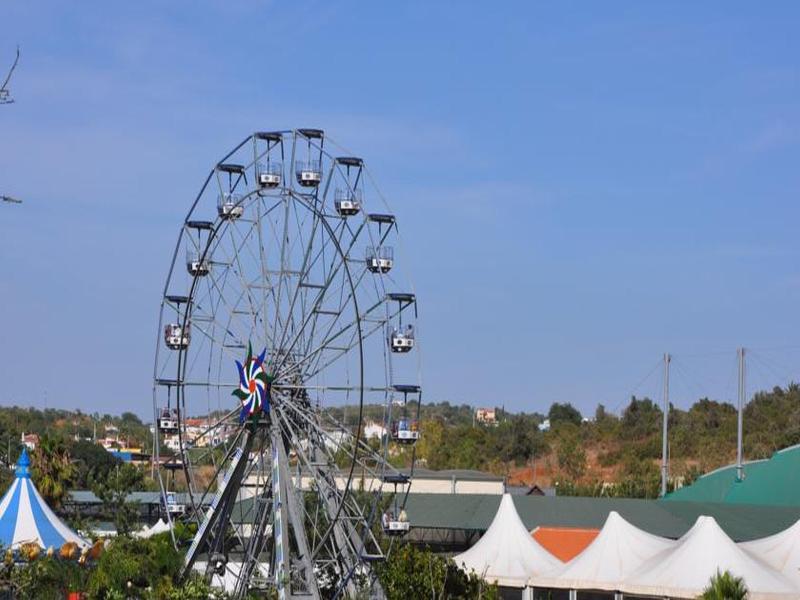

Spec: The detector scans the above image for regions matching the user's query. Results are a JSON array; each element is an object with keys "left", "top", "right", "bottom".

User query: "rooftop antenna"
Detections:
[{"left": 0, "top": 45, "right": 19, "bottom": 105}]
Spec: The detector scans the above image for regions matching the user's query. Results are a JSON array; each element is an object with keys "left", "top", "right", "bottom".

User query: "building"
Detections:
[
  {"left": 402, "top": 493, "right": 800, "bottom": 551},
  {"left": 664, "top": 443, "right": 800, "bottom": 506},
  {"left": 475, "top": 407, "right": 497, "bottom": 425},
  {"left": 20, "top": 432, "right": 38, "bottom": 451}
]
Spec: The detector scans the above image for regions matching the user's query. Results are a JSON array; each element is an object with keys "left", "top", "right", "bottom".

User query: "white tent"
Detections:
[
  {"left": 454, "top": 493, "right": 561, "bottom": 588},
  {"left": 740, "top": 519, "right": 800, "bottom": 587},
  {"left": 529, "top": 510, "right": 675, "bottom": 592},
  {"left": 0, "top": 449, "right": 88, "bottom": 550},
  {"left": 133, "top": 518, "right": 171, "bottom": 539},
  {"left": 620, "top": 516, "right": 799, "bottom": 600}
]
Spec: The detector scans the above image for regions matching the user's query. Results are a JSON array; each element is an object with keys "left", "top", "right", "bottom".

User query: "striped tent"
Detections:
[{"left": 0, "top": 449, "right": 87, "bottom": 549}]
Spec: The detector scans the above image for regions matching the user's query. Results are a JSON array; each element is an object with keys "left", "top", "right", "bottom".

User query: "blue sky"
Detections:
[{"left": 1, "top": 2, "right": 799, "bottom": 418}]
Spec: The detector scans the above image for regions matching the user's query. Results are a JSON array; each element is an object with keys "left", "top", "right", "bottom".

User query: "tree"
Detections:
[
  {"left": 377, "top": 542, "right": 498, "bottom": 599},
  {"left": 548, "top": 403, "right": 582, "bottom": 427},
  {"left": 556, "top": 428, "right": 587, "bottom": 480},
  {"left": 701, "top": 569, "right": 748, "bottom": 600},
  {"left": 70, "top": 439, "right": 120, "bottom": 488},
  {"left": 90, "top": 463, "right": 143, "bottom": 535},
  {"left": 31, "top": 435, "right": 76, "bottom": 509}
]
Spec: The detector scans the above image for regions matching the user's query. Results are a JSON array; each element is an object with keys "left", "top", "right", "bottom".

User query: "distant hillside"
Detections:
[
  {"left": 2, "top": 383, "right": 798, "bottom": 499},
  {"left": 329, "top": 384, "right": 800, "bottom": 498},
  {"left": 0, "top": 406, "right": 152, "bottom": 466}
]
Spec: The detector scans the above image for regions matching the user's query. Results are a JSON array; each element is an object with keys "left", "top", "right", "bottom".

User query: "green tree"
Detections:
[
  {"left": 556, "top": 427, "right": 587, "bottom": 480},
  {"left": 377, "top": 542, "right": 498, "bottom": 599},
  {"left": 548, "top": 403, "right": 583, "bottom": 427},
  {"left": 70, "top": 439, "right": 121, "bottom": 488},
  {"left": 700, "top": 569, "right": 748, "bottom": 600},
  {"left": 90, "top": 463, "right": 144, "bottom": 535},
  {"left": 31, "top": 435, "right": 76, "bottom": 510}
]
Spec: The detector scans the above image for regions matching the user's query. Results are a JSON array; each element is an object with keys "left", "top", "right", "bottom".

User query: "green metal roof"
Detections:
[
  {"left": 663, "top": 444, "right": 800, "bottom": 506},
  {"left": 403, "top": 494, "right": 800, "bottom": 541}
]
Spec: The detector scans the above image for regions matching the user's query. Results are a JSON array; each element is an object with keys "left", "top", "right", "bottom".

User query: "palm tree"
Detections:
[
  {"left": 701, "top": 569, "right": 748, "bottom": 600},
  {"left": 31, "top": 436, "right": 76, "bottom": 509}
]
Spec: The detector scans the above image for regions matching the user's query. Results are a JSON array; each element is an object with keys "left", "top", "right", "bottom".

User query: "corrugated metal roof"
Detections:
[
  {"left": 404, "top": 494, "right": 800, "bottom": 541},
  {"left": 664, "top": 444, "right": 800, "bottom": 506}
]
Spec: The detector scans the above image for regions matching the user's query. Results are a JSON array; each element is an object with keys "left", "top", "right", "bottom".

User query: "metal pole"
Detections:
[
  {"left": 737, "top": 347, "right": 746, "bottom": 481},
  {"left": 661, "top": 353, "right": 671, "bottom": 497}
]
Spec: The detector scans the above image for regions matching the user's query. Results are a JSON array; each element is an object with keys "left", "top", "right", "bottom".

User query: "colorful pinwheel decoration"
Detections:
[{"left": 232, "top": 344, "right": 273, "bottom": 422}]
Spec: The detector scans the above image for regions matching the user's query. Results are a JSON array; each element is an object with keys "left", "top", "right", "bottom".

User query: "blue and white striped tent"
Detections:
[{"left": 0, "top": 449, "right": 87, "bottom": 549}]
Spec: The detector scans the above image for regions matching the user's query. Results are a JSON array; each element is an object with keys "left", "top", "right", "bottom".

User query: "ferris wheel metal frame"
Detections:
[{"left": 151, "top": 128, "right": 422, "bottom": 599}]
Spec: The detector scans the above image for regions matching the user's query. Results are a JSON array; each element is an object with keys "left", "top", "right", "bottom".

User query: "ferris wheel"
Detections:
[{"left": 151, "top": 129, "right": 422, "bottom": 599}]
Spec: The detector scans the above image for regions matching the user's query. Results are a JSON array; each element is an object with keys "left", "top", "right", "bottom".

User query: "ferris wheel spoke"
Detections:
[
  {"left": 272, "top": 248, "right": 367, "bottom": 380},
  {"left": 192, "top": 250, "right": 262, "bottom": 349},
  {"left": 284, "top": 297, "right": 392, "bottom": 383},
  {"left": 271, "top": 194, "right": 324, "bottom": 363},
  {"left": 281, "top": 400, "right": 393, "bottom": 493},
  {"left": 271, "top": 207, "right": 370, "bottom": 371},
  {"left": 223, "top": 219, "right": 271, "bottom": 340},
  {"left": 273, "top": 404, "right": 371, "bottom": 567}
]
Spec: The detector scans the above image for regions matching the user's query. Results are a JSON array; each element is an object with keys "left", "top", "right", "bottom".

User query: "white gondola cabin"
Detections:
[
  {"left": 389, "top": 324, "right": 414, "bottom": 353},
  {"left": 158, "top": 407, "right": 180, "bottom": 433},
  {"left": 164, "top": 323, "right": 190, "bottom": 350},
  {"left": 295, "top": 160, "right": 322, "bottom": 187},
  {"left": 257, "top": 162, "right": 282, "bottom": 188},
  {"left": 366, "top": 246, "right": 393, "bottom": 274},
  {"left": 334, "top": 188, "right": 361, "bottom": 217},
  {"left": 186, "top": 251, "right": 210, "bottom": 277},
  {"left": 164, "top": 492, "right": 186, "bottom": 516},
  {"left": 217, "top": 193, "right": 244, "bottom": 219},
  {"left": 382, "top": 510, "right": 410, "bottom": 536},
  {"left": 392, "top": 419, "right": 420, "bottom": 443}
]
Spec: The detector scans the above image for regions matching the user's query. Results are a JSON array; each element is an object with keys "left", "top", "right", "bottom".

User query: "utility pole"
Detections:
[
  {"left": 737, "top": 347, "right": 746, "bottom": 481},
  {"left": 661, "top": 353, "right": 671, "bottom": 497}
]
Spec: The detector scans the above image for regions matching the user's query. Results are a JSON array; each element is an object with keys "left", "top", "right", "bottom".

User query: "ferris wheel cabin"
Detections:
[
  {"left": 383, "top": 519, "right": 411, "bottom": 536},
  {"left": 164, "top": 323, "right": 190, "bottom": 350},
  {"left": 295, "top": 160, "right": 322, "bottom": 187},
  {"left": 217, "top": 193, "right": 244, "bottom": 220},
  {"left": 163, "top": 491, "right": 186, "bottom": 516},
  {"left": 295, "top": 128, "right": 324, "bottom": 187},
  {"left": 335, "top": 188, "right": 362, "bottom": 216},
  {"left": 389, "top": 324, "right": 415, "bottom": 352},
  {"left": 366, "top": 246, "right": 393, "bottom": 273},
  {"left": 257, "top": 162, "right": 282, "bottom": 188},
  {"left": 158, "top": 407, "right": 180, "bottom": 433},
  {"left": 186, "top": 251, "right": 210, "bottom": 277},
  {"left": 391, "top": 418, "right": 420, "bottom": 443}
]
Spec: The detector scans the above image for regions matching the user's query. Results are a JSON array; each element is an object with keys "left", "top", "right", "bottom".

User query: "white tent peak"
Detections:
[
  {"left": 529, "top": 510, "right": 675, "bottom": 591},
  {"left": 621, "top": 515, "right": 798, "bottom": 600},
  {"left": 740, "top": 519, "right": 800, "bottom": 587},
  {"left": 134, "top": 518, "right": 171, "bottom": 539},
  {"left": 454, "top": 493, "right": 561, "bottom": 588}
]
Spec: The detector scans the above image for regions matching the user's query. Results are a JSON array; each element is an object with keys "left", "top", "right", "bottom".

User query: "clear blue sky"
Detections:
[{"left": 1, "top": 2, "right": 799, "bottom": 419}]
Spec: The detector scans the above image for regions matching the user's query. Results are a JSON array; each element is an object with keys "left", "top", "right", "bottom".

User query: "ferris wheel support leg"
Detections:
[
  {"left": 273, "top": 426, "right": 321, "bottom": 600},
  {"left": 182, "top": 432, "right": 252, "bottom": 579}
]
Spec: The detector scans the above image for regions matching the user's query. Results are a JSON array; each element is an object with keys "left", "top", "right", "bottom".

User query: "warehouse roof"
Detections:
[
  {"left": 664, "top": 444, "right": 800, "bottom": 506},
  {"left": 404, "top": 494, "right": 800, "bottom": 541}
]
